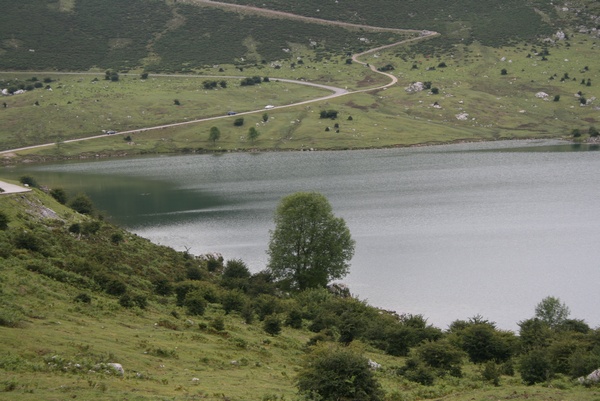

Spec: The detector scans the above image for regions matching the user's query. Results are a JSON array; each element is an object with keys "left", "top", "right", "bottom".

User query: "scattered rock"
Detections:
[
  {"left": 368, "top": 359, "right": 382, "bottom": 370},
  {"left": 107, "top": 363, "right": 125, "bottom": 376},
  {"left": 405, "top": 82, "right": 425, "bottom": 93},
  {"left": 578, "top": 368, "right": 600, "bottom": 384}
]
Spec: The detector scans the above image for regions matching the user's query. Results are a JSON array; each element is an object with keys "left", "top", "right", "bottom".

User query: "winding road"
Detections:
[{"left": 0, "top": 2, "right": 438, "bottom": 156}]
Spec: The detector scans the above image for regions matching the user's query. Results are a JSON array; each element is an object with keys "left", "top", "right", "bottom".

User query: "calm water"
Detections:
[{"left": 4, "top": 140, "right": 600, "bottom": 331}]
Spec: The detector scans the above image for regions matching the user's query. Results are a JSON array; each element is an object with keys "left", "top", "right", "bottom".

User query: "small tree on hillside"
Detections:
[
  {"left": 247, "top": 126, "right": 260, "bottom": 144},
  {"left": 267, "top": 192, "right": 355, "bottom": 290},
  {"left": 209, "top": 126, "right": 220, "bottom": 144}
]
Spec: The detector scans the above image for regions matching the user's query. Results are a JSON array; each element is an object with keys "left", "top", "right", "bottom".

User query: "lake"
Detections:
[{"left": 4, "top": 140, "right": 600, "bottom": 331}]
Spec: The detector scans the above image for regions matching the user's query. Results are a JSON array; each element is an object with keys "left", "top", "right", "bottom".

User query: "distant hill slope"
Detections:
[
  {"left": 1, "top": 0, "right": 597, "bottom": 72},
  {"left": 217, "top": 0, "right": 557, "bottom": 43}
]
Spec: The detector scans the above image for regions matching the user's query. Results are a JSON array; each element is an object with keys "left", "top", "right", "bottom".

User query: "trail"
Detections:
[{"left": 0, "top": 2, "right": 438, "bottom": 156}]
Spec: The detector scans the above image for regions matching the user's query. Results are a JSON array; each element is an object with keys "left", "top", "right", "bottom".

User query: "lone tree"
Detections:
[
  {"left": 209, "top": 126, "right": 221, "bottom": 144},
  {"left": 267, "top": 192, "right": 355, "bottom": 290},
  {"left": 247, "top": 126, "right": 260, "bottom": 144}
]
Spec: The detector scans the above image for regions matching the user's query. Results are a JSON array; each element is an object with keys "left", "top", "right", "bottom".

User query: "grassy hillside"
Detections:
[
  {"left": 218, "top": 0, "right": 558, "bottom": 46},
  {"left": 1, "top": 0, "right": 599, "bottom": 160},
  {"left": 0, "top": 0, "right": 410, "bottom": 72},
  {"left": 1, "top": 182, "right": 600, "bottom": 400}
]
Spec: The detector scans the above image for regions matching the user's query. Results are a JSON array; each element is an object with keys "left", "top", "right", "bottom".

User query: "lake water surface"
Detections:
[{"left": 5, "top": 140, "right": 600, "bottom": 331}]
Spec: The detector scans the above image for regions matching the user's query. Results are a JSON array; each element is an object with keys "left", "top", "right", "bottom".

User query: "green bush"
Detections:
[
  {"left": 263, "top": 315, "right": 282, "bottom": 336},
  {"left": 73, "top": 293, "right": 92, "bottom": 304},
  {"left": 68, "top": 194, "right": 95, "bottom": 215},
  {"left": 519, "top": 349, "right": 553, "bottom": 385},
  {"left": 13, "top": 231, "right": 45, "bottom": 253},
  {"left": 0, "top": 212, "right": 9, "bottom": 231},
  {"left": 211, "top": 316, "right": 225, "bottom": 331},
  {"left": 221, "top": 290, "right": 247, "bottom": 314},
  {"left": 285, "top": 308, "right": 303, "bottom": 329},
  {"left": 399, "top": 358, "right": 435, "bottom": 385},
  {"left": 185, "top": 291, "right": 207, "bottom": 316},
  {"left": 481, "top": 361, "right": 501, "bottom": 385},
  {"left": 19, "top": 176, "right": 38, "bottom": 188},
  {"left": 412, "top": 339, "right": 465, "bottom": 376},
  {"left": 297, "top": 344, "right": 384, "bottom": 401},
  {"left": 49, "top": 188, "right": 68, "bottom": 204}
]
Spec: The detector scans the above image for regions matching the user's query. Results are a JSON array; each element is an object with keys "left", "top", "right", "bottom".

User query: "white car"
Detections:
[{"left": 264, "top": 105, "right": 274, "bottom": 109}]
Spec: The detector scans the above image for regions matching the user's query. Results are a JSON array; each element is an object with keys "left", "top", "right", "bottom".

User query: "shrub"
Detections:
[
  {"left": 0, "top": 212, "right": 9, "bottom": 230},
  {"left": 233, "top": 117, "right": 244, "bottom": 126},
  {"left": 186, "top": 265, "right": 207, "bottom": 280},
  {"left": 110, "top": 232, "right": 124, "bottom": 244},
  {"left": 68, "top": 223, "right": 81, "bottom": 234},
  {"left": 19, "top": 176, "right": 37, "bottom": 188},
  {"left": 185, "top": 291, "right": 207, "bottom": 316},
  {"left": 154, "top": 278, "right": 174, "bottom": 296},
  {"left": 119, "top": 293, "right": 135, "bottom": 308},
  {"left": 481, "top": 361, "right": 501, "bottom": 385},
  {"left": 221, "top": 290, "right": 247, "bottom": 314},
  {"left": 459, "top": 324, "right": 514, "bottom": 363},
  {"left": 399, "top": 358, "right": 435, "bottom": 385},
  {"left": 412, "top": 339, "right": 465, "bottom": 376},
  {"left": 206, "top": 256, "right": 223, "bottom": 272},
  {"left": 81, "top": 221, "right": 101, "bottom": 235},
  {"left": 74, "top": 293, "right": 92, "bottom": 304},
  {"left": 285, "top": 309, "right": 303, "bottom": 329},
  {"left": 319, "top": 110, "right": 338, "bottom": 119},
  {"left": 102, "top": 278, "right": 127, "bottom": 296},
  {"left": 211, "top": 316, "right": 225, "bottom": 331},
  {"left": 297, "top": 344, "right": 384, "bottom": 401},
  {"left": 519, "top": 349, "right": 552, "bottom": 385},
  {"left": 13, "top": 231, "right": 45, "bottom": 253},
  {"left": 68, "top": 194, "right": 95, "bottom": 215},
  {"left": 263, "top": 315, "right": 282, "bottom": 336},
  {"left": 253, "top": 294, "right": 282, "bottom": 321},
  {"left": 49, "top": 188, "right": 68, "bottom": 204}
]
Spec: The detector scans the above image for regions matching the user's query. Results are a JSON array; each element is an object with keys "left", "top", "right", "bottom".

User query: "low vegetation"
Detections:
[{"left": 0, "top": 182, "right": 599, "bottom": 400}]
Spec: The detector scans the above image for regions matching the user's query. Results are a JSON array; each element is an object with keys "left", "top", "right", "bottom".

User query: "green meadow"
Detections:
[
  {"left": 3, "top": 33, "right": 599, "bottom": 162},
  {"left": 1, "top": 186, "right": 599, "bottom": 400}
]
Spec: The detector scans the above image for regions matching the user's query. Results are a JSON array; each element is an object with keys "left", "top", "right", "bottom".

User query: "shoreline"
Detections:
[{"left": 2, "top": 136, "right": 592, "bottom": 168}]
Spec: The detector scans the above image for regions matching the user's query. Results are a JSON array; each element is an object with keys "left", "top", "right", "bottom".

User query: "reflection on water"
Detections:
[{"left": 3, "top": 140, "right": 600, "bottom": 331}]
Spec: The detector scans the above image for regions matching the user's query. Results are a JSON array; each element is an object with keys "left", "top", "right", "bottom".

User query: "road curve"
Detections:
[{"left": 0, "top": 4, "right": 438, "bottom": 156}]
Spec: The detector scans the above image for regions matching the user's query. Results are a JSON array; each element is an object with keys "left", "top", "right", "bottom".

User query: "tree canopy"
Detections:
[
  {"left": 267, "top": 192, "right": 354, "bottom": 291},
  {"left": 535, "top": 296, "right": 570, "bottom": 329}
]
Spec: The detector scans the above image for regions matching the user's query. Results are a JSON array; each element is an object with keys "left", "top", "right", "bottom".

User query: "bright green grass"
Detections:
[{"left": 1, "top": 258, "right": 599, "bottom": 401}]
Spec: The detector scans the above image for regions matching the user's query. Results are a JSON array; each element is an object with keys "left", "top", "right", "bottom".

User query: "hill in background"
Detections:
[{"left": 1, "top": 0, "right": 598, "bottom": 72}]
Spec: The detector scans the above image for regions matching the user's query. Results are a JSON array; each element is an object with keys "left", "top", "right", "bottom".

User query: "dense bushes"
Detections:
[{"left": 297, "top": 344, "right": 384, "bottom": 401}]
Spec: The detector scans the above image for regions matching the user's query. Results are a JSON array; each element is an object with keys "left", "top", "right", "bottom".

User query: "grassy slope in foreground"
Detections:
[{"left": 1, "top": 187, "right": 600, "bottom": 401}]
